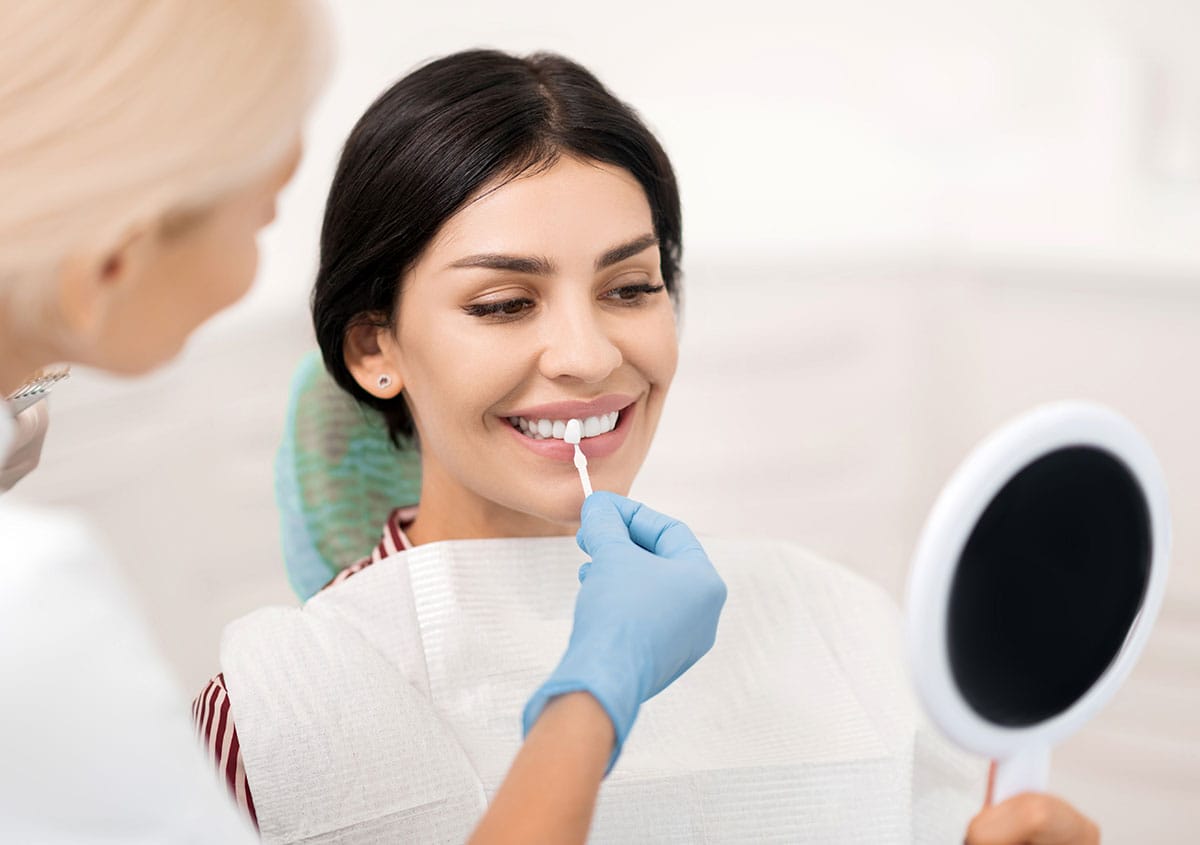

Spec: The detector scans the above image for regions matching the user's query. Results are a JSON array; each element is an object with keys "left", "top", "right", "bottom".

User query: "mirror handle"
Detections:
[{"left": 992, "top": 744, "right": 1051, "bottom": 804}]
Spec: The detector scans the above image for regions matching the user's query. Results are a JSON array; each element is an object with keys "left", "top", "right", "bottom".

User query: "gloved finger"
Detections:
[
  {"left": 1, "top": 402, "right": 50, "bottom": 492},
  {"left": 576, "top": 492, "right": 633, "bottom": 557},
  {"left": 14, "top": 401, "right": 49, "bottom": 442},
  {"left": 598, "top": 492, "right": 706, "bottom": 560},
  {"left": 631, "top": 509, "right": 706, "bottom": 560},
  {"left": 577, "top": 562, "right": 592, "bottom": 583}
]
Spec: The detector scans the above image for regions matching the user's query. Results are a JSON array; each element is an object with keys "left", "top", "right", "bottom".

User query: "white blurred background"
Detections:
[{"left": 11, "top": 0, "right": 1200, "bottom": 840}]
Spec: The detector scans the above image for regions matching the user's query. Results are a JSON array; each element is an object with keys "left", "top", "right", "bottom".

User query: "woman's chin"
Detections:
[
  {"left": 518, "top": 477, "right": 634, "bottom": 530},
  {"left": 521, "top": 497, "right": 587, "bottom": 531},
  {"left": 468, "top": 460, "right": 640, "bottom": 536}
]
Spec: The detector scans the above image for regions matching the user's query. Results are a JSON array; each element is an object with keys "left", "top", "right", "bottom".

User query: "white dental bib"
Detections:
[{"left": 221, "top": 536, "right": 984, "bottom": 843}]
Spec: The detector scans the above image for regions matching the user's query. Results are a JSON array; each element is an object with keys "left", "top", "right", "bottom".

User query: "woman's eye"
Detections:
[
  {"left": 603, "top": 283, "right": 666, "bottom": 305},
  {"left": 463, "top": 298, "right": 535, "bottom": 320}
]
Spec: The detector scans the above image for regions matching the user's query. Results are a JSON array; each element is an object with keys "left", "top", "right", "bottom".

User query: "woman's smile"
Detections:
[{"left": 500, "top": 393, "right": 640, "bottom": 461}]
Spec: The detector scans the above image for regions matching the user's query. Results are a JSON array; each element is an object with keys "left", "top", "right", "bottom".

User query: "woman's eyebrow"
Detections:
[
  {"left": 444, "top": 233, "right": 658, "bottom": 275},
  {"left": 595, "top": 233, "right": 658, "bottom": 270},
  {"left": 447, "top": 253, "right": 555, "bottom": 275}
]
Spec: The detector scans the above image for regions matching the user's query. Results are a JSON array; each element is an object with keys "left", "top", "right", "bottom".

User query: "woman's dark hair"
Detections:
[{"left": 311, "top": 49, "right": 683, "bottom": 443}]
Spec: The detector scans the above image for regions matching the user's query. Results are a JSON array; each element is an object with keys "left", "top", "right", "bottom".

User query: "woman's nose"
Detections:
[{"left": 537, "top": 303, "right": 623, "bottom": 384}]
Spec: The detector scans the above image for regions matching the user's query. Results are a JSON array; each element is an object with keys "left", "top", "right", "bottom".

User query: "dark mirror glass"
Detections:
[{"left": 947, "top": 446, "right": 1151, "bottom": 727}]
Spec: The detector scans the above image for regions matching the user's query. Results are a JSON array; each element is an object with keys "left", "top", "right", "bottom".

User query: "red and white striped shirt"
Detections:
[{"left": 192, "top": 506, "right": 418, "bottom": 830}]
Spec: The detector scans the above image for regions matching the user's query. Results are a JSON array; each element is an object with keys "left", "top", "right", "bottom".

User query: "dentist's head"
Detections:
[{"left": 0, "top": 0, "right": 330, "bottom": 394}]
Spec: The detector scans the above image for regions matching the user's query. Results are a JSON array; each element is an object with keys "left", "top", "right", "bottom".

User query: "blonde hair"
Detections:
[{"left": 0, "top": 0, "right": 331, "bottom": 302}]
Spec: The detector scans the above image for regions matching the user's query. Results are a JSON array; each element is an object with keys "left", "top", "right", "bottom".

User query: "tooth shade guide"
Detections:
[{"left": 565, "top": 418, "right": 582, "bottom": 444}]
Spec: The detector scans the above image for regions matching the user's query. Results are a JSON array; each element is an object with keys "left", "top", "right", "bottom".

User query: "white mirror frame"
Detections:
[{"left": 906, "top": 401, "right": 1171, "bottom": 802}]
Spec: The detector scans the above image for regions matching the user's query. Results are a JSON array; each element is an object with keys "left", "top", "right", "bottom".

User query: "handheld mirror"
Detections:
[{"left": 905, "top": 402, "right": 1170, "bottom": 802}]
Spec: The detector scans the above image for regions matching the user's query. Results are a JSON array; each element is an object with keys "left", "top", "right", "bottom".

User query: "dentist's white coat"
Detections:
[{"left": 0, "top": 412, "right": 256, "bottom": 843}]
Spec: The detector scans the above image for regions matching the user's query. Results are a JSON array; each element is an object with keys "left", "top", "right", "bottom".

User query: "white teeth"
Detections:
[{"left": 510, "top": 411, "right": 622, "bottom": 440}]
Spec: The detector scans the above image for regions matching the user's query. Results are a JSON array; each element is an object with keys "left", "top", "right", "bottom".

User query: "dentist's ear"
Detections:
[
  {"left": 344, "top": 317, "right": 405, "bottom": 399},
  {"left": 55, "top": 223, "right": 154, "bottom": 341}
]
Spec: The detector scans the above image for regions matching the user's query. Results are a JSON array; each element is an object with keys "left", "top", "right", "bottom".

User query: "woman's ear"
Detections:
[{"left": 344, "top": 318, "right": 405, "bottom": 398}]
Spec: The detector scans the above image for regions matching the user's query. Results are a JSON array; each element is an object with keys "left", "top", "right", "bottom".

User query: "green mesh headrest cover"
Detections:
[{"left": 276, "top": 350, "right": 420, "bottom": 599}]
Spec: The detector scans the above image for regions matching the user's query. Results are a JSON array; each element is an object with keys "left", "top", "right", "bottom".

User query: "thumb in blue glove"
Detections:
[{"left": 522, "top": 491, "right": 727, "bottom": 773}]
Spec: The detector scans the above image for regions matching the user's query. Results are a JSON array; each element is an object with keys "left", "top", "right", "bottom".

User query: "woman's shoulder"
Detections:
[
  {"left": 698, "top": 535, "right": 920, "bottom": 753},
  {"left": 698, "top": 535, "right": 907, "bottom": 680},
  {"left": 219, "top": 539, "right": 427, "bottom": 693}
]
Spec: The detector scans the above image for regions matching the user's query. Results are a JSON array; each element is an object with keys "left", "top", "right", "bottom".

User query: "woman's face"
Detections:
[{"left": 376, "top": 155, "right": 678, "bottom": 535}]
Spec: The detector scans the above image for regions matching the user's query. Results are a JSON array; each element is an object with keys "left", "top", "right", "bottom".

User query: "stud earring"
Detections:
[{"left": 377, "top": 374, "right": 393, "bottom": 390}]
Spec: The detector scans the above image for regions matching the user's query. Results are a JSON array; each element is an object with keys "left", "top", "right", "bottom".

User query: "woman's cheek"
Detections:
[{"left": 636, "top": 310, "right": 679, "bottom": 384}]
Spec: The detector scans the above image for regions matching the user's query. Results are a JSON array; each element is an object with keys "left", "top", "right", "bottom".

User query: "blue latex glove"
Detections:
[{"left": 522, "top": 491, "right": 727, "bottom": 773}]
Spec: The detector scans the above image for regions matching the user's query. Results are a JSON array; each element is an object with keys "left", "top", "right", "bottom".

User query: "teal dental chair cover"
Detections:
[{"left": 276, "top": 350, "right": 421, "bottom": 599}]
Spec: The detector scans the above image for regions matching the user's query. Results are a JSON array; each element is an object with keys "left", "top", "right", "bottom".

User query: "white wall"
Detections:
[{"left": 219, "top": 0, "right": 1200, "bottom": 335}]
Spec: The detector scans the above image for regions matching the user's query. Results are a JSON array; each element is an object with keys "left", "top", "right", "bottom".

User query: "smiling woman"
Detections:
[
  {"left": 197, "top": 50, "right": 991, "bottom": 843},
  {"left": 305, "top": 49, "right": 684, "bottom": 542}
]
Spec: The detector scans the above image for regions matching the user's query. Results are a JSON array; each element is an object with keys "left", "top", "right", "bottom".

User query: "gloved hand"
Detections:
[
  {"left": 522, "top": 491, "right": 727, "bottom": 772},
  {"left": 1, "top": 402, "right": 49, "bottom": 493}
]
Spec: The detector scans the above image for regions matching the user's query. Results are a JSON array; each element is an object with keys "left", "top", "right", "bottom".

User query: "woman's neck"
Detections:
[{"left": 405, "top": 458, "right": 574, "bottom": 547}]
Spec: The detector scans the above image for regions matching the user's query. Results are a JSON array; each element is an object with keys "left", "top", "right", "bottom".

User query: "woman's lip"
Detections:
[
  {"left": 504, "top": 394, "right": 635, "bottom": 421},
  {"left": 503, "top": 401, "right": 637, "bottom": 462}
]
